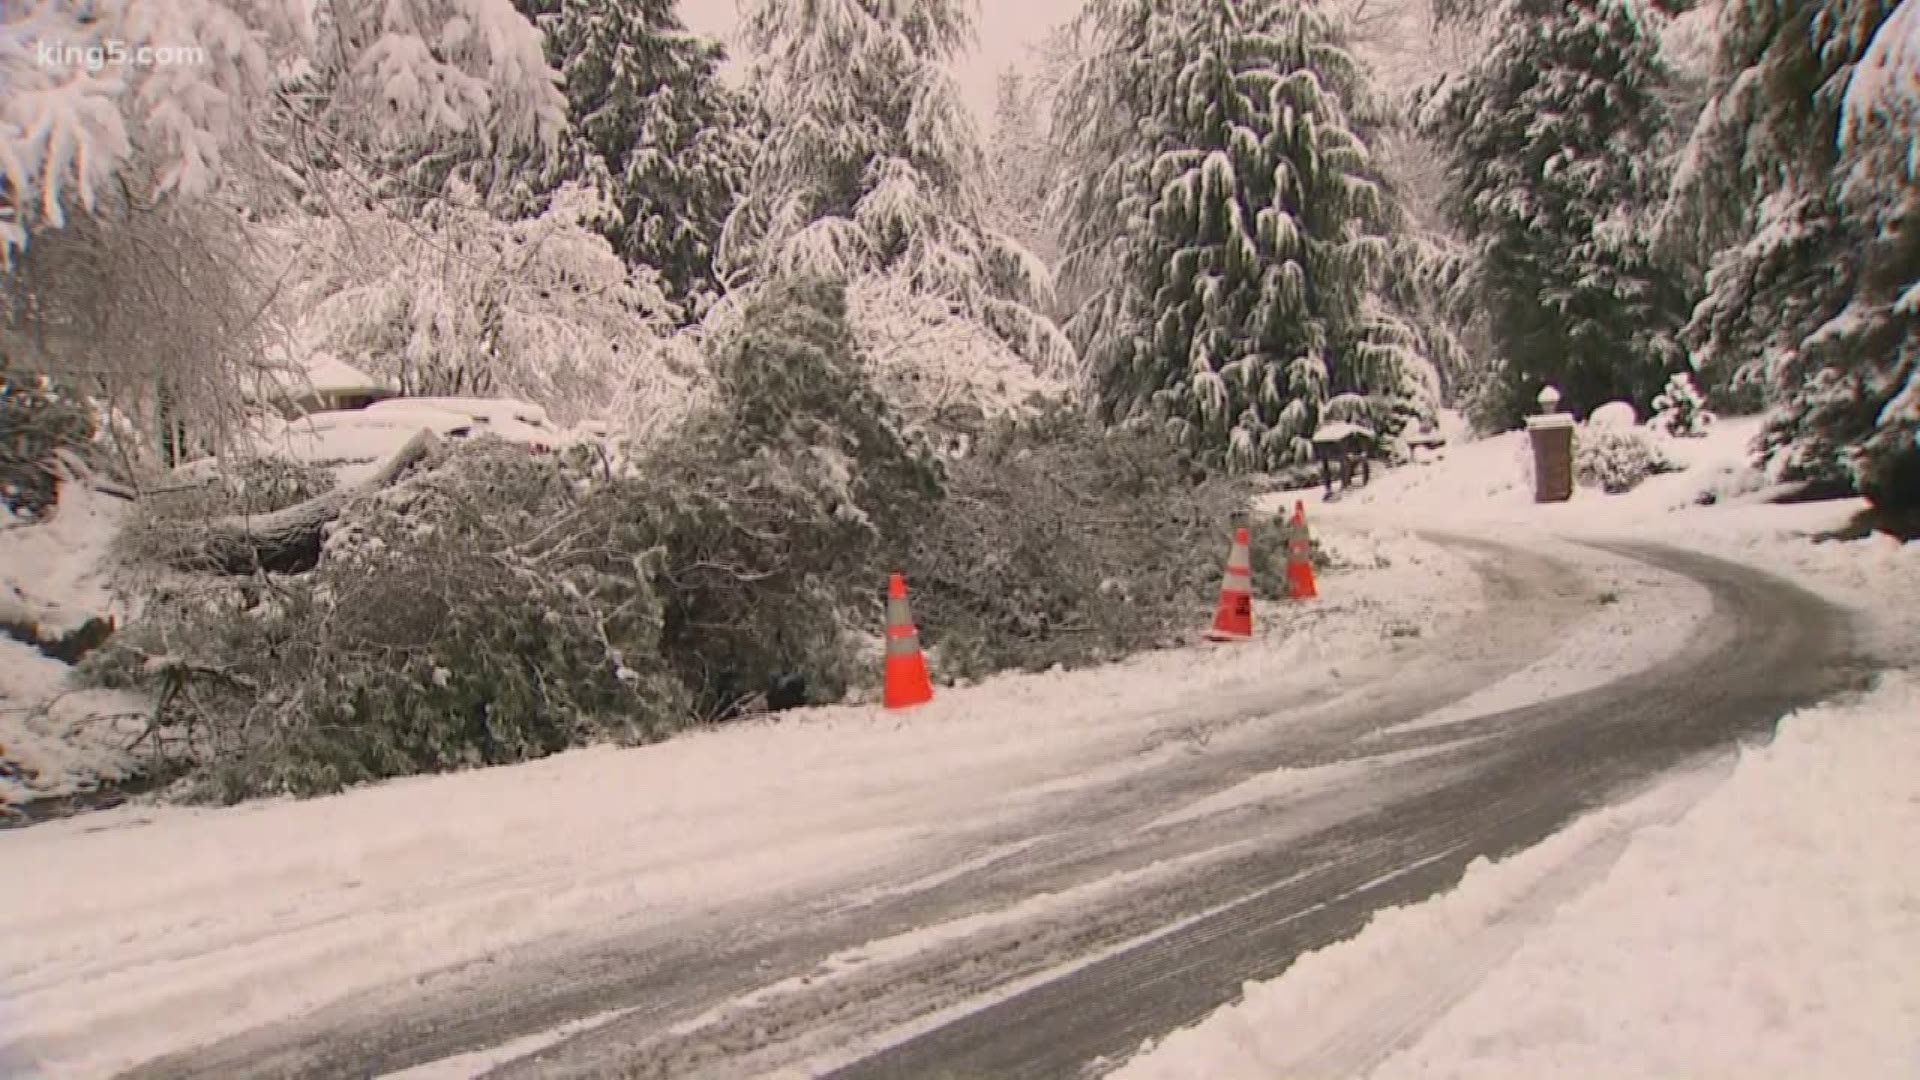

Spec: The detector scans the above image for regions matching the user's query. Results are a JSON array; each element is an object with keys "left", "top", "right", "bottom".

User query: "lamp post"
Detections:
[{"left": 1526, "top": 384, "right": 1575, "bottom": 503}]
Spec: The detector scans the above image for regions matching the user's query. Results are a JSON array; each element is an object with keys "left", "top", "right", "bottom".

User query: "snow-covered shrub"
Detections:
[
  {"left": 1576, "top": 424, "right": 1681, "bottom": 494},
  {"left": 908, "top": 404, "right": 1264, "bottom": 679},
  {"left": 0, "top": 359, "right": 95, "bottom": 518},
  {"left": 845, "top": 269, "right": 1072, "bottom": 441},
  {"left": 82, "top": 441, "right": 688, "bottom": 801},
  {"left": 1650, "top": 371, "right": 1716, "bottom": 437}
]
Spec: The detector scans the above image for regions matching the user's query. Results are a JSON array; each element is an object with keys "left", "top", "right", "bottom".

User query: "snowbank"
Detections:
[
  {"left": 0, "top": 641, "right": 146, "bottom": 806},
  {"left": 0, "top": 484, "right": 145, "bottom": 805},
  {"left": 0, "top": 523, "right": 1478, "bottom": 1079},
  {"left": 1114, "top": 675, "right": 1920, "bottom": 1080},
  {"left": 0, "top": 483, "right": 124, "bottom": 637}
]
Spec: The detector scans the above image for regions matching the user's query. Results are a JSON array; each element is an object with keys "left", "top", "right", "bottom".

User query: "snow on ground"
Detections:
[
  {"left": 1114, "top": 675, "right": 1920, "bottom": 1080},
  {"left": 0, "top": 524, "right": 1480, "bottom": 1080},
  {"left": 0, "top": 640, "right": 146, "bottom": 807},
  {"left": 1273, "top": 410, "right": 1774, "bottom": 528},
  {"left": 0, "top": 484, "right": 125, "bottom": 637},
  {"left": 0, "top": 485, "right": 146, "bottom": 806},
  {"left": 1291, "top": 412, "right": 1920, "bottom": 661},
  {"left": 1119, "top": 412, "right": 1920, "bottom": 1080}
]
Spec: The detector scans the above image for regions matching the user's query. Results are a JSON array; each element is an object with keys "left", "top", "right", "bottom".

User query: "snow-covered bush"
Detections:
[
  {"left": 845, "top": 269, "right": 1072, "bottom": 440},
  {"left": 0, "top": 359, "right": 95, "bottom": 518},
  {"left": 1576, "top": 424, "right": 1681, "bottom": 494},
  {"left": 1650, "top": 371, "right": 1716, "bottom": 437},
  {"left": 909, "top": 405, "right": 1265, "bottom": 679},
  {"left": 82, "top": 440, "right": 688, "bottom": 801}
]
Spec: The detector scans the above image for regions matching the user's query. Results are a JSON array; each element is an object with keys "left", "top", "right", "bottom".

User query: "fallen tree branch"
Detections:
[{"left": 149, "top": 429, "right": 443, "bottom": 575}]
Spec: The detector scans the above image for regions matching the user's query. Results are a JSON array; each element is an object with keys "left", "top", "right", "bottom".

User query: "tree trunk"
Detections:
[{"left": 154, "top": 429, "right": 443, "bottom": 575}]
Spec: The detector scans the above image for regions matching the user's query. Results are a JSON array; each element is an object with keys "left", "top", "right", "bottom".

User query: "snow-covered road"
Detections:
[{"left": 60, "top": 532, "right": 1861, "bottom": 1080}]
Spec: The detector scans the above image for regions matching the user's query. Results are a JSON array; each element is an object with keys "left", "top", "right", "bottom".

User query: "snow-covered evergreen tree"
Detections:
[
  {"left": 1055, "top": 0, "right": 1433, "bottom": 470},
  {"left": 1417, "top": 0, "right": 1693, "bottom": 426},
  {"left": 1836, "top": 0, "right": 1920, "bottom": 513},
  {"left": 1664, "top": 0, "right": 1917, "bottom": 517},
  {"left": 984, "top": 68, "right": 1059, "bottom": 269},
  {"left": 512, "top": 0, "right": 754, "bottom": 314},
  {"left": 1651, "top": 369, "right": 1715, "bottom": 436},
  {"left": 715, "top": 0, "right": 1073, "bottom": 430}
]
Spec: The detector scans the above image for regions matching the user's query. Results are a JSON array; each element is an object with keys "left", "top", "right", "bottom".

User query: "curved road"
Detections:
[{"left": 120, "top": 536, "right": 1867, "bottom": 1080}]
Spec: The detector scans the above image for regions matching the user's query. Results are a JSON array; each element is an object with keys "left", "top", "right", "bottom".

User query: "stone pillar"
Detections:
[{"left": 1526, "top": 385, "right": 1576, "bottom": 504}]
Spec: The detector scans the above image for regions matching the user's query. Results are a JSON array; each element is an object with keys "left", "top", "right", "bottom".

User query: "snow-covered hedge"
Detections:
[{"left": 1576, "top": 424, "right": 1681, "bottom": 495}]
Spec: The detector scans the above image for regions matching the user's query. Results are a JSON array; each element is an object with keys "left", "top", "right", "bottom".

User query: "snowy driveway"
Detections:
[{"left": 8, "top": 533, "right": 1864, "bottom": 1080}]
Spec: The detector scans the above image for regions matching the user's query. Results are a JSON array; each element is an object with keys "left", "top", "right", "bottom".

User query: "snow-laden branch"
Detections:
[{"left": 0, "top": 0, "right": 565, "bottom": 264}]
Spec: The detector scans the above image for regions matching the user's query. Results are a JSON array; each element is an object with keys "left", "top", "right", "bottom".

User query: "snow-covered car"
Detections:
[
  {"left": 253, "top": 406, "right": 477, "bottom": 483},
  {"left": 364, "top": 397, "right": 560, "bottom": 453}
]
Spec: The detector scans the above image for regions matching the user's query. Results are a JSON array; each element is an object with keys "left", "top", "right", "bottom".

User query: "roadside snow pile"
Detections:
[
  {"left": 1116, "top": 674, "right": 1920, "bottom": 1080},
  {"left": 0, "top": 641, "right": 146, "bottom": 808},
  {"left": 0, "top": 525, "right": 1477, "bottom": 1079},
  {"left": 0, "top": 484, "right": 123, "bottom": 636},
  {"left": 0, "top": 486, "right": 146, "bottom": 807}
]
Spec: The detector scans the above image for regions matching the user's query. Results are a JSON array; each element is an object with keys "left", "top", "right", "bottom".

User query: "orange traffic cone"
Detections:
[
  {"left": 883, "top": 573, "right": 935, "bottom": 710},
  {"left": 1206, "top": 527, "right": 1255, "bottom": 641},
  {"left": 1286, "top": 501, "right": 1318, "bottom": 600}
]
